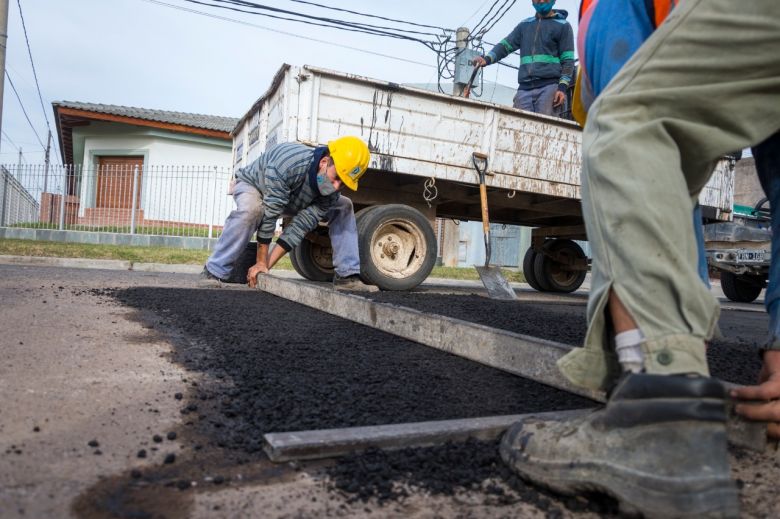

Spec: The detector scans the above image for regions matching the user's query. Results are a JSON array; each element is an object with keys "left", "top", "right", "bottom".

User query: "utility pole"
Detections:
[
  {"left": 43, "top": 129, "right": 51, "bottom": 193},
  {"left": 17, "top": 146, "right": 21, "bottom": 167},
  {"left": 0, "top": 0, "right": 9, "bottom": 152},
  {"left": 452, "top": 27, "right": 470, "bottom": 97}
]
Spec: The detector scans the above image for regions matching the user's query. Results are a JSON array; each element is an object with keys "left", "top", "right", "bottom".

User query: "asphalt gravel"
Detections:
[
  {"left": 101, "top": 286, "right": 606, "bottom": 515},
  {"left": 365, "top": 291, "right": 765, "bottom": 386}
]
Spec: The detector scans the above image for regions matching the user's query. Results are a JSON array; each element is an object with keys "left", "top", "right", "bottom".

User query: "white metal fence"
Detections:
[
  {"left": 1, "top": 166, "right": 40, "bottom": 227},
  {"left": 0, "top": 164, "right": 236, "bottom": 238}
]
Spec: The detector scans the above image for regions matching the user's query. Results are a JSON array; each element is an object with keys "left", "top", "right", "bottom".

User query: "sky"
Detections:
[{"left": 0, "top": 0, "right": 581, "bottom": 165}]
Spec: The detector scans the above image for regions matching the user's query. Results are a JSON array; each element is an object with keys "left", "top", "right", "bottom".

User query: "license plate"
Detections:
[{"left": 736, "top": 250, "right": 767, "bottom": 263}]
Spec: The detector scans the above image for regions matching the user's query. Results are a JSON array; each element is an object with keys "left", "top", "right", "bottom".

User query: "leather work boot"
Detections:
[
  {"left": 500, "top": 373, "right": 739, "bottom": 518},
  {"left": 332, "top": 274, "right": 379, "bottom": 293},
  {"left": 198, "top": 266, "right": 225, "bottom": 288}
]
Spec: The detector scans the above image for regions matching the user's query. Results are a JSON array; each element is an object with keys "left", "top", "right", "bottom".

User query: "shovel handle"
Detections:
[
  {"left": 473, "top": 152, "right": 491, "bottom": 264},
  {"left": 479, "top": 183, "right": 490, "bottom": 234}
]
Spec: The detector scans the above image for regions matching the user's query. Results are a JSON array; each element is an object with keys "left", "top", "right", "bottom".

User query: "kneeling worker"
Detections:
[{"left": 200, "top": 136, "right": 376, "bottom": 291}]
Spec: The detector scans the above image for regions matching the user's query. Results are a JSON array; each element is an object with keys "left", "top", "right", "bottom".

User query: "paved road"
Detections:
[{"left": 1, "top": 264, "right": 777, "bottom": 519}]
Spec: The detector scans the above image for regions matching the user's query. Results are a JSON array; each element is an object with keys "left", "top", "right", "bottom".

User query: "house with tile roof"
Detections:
[{"left": 51, "top": 101, "right": 239, "bottom": 228}]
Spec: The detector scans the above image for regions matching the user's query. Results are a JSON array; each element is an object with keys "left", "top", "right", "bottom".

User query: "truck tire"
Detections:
[
  {"left": 533, "top": 239, "right": 587, "bottom": 293},
  {"left": 522, "top": 247, "right": 545, "bottom": 292},
  {"left": 357, "top": 204, "right": 437, "bottom": 291},
  {"left": 720, "top": 271, "right": 763, "bottom": 303},
  {"left": 290, "top": 228, "right": 335, "bottom": 282}
]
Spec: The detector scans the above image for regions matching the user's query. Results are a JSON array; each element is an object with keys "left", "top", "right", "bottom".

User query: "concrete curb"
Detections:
[
  {"left": 0, "top": 255, "right": 200, "bottom": 274},
  {"left": 0, "top": 255, "right": 132, "bottom": 271}
]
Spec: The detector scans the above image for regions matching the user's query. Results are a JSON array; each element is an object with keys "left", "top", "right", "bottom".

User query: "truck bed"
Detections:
[{"left": 232, "top": 64, "right": 734, "bottom": 227}]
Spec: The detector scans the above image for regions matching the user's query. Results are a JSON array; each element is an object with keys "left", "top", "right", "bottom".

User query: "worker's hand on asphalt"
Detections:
[
  {"left": 553, "top": 91, "right": 566, "bottom": 107},
  {"left": 732, "top": 350, "right": 780, "bottom": 439},
  {"left": 247, "top": 262, "right": 269, "bottom": 288},
  {"left": 472, "top": 56, "right": 487, "bottom": 68}
]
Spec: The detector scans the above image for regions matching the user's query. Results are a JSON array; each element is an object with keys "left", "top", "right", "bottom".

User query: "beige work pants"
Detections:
[{"left": 559, "top": 0, "right": 780, "bottom": 391}]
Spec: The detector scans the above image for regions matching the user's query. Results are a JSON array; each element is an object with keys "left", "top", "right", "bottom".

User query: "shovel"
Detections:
[{"left": 472, "top": 152, "right": 517, "bottom": 300}]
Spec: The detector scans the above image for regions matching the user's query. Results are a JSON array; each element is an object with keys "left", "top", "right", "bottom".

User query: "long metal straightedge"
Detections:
[
  {"left": 264, "top": 409, "right": 592, "bottom": 462},
  {"left": 254, "top": 274, "right": 604, "bottom": 402}
]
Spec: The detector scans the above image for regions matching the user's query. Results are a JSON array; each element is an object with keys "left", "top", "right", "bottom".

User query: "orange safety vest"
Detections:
[{"left": 572, "top": 0, "right": 679, "bottom": 125}]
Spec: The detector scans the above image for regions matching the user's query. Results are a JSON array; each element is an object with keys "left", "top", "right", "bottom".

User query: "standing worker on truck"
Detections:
[
  {"left": 472, "top": 0, "right": 575, "bottom": 116},
  {"left": 497, "top": 0, "right": 780, "bottom": 517},
  {"left": 200, "top": 137, "right": 377, "bottom": 292}
]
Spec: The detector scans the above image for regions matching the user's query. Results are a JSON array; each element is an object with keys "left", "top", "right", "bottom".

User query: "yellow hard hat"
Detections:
[{"left": 328, "top": 136, "right": 370, "bottom": 191}]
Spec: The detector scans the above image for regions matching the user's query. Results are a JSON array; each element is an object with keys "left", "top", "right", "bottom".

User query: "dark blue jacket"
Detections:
[{"left": 484, "top": 10, "right": 575, "bottom": 91}]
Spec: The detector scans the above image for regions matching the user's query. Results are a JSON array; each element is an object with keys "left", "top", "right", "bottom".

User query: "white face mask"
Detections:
[{"left": 316, "top": 166, "right": 338, "bottom": 196}]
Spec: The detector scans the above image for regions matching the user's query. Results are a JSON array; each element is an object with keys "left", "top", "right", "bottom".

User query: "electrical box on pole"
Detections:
[{"left": 452, "top": 27, "right": 480, "bottom": 96}]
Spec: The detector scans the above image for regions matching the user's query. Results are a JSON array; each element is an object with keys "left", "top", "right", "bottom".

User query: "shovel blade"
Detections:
[{"left": 475, "top": 265, "right": 517, "bottom": 300}]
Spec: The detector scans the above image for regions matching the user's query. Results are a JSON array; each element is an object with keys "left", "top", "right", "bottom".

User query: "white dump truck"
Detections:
[{"left": 231, "top": 64, "right": 736, "bottom": 292}]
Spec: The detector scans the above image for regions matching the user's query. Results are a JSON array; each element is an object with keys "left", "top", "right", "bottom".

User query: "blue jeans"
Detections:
[
  {"left": 753, "top": 132, "right": 780, "bottom": 346},
  {"left": 206, "top": 180, "right": 361, "bottom": 279},
  {"left": 693, "top": 204, "right": 710, "bottom": 288},
  {"left": 513, "top": 83, "right": 560, "bottom": 116}
]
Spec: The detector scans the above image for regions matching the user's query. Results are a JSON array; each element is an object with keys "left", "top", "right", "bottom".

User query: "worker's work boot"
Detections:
[
  {"left": 500, "top": 373, "right": 739, "bottom": 519},
  {"left": 332, "top": 274, "right": 379, "bottom": 293},
  {"left": 198, "top": 266, "right": 225, "bottom": 288}
]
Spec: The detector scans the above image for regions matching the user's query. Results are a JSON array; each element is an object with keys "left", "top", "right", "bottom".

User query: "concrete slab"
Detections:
[{"left": 264, "top": 409, "right": 593, "bottom": 462}]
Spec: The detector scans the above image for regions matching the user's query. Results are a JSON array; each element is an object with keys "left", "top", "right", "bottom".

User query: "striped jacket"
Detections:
[
  {"left": 484, "top": 10, "right": 575, "bottom": 92},
  {"left": 235, "top": 142, "right": 338, "bottom": 251}
]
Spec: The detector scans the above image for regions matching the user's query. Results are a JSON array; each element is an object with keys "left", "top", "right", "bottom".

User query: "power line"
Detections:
[
  {"left": 140, "top": 0, "right": 437, "bottom": 69},
  {"left": 474, "top": 0, "right": 516, "bottom": 38},
  {"left": 5, "top": 70, "right": 46, "bottom": 150},
  {"left": 186, "top": 0, "right": 441, "bottom": 44},
  {"left": 15, "top": 0, "right": 59, "bottom": 164},
  {"left": 283, "top": 0, "right": 452, "bottom": 33},
  {"left": 459, "top": 0, "right": 494, "bottom": 28},
  {"left": 470, "top": 0, "right": 502, "bottom": 37},
  {"left": 1, "top": 130, "right": 20, "bottom": 150}
]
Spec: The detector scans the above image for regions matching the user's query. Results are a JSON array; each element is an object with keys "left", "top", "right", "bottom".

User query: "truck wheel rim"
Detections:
[
  {"left": 311, "top": 242, "right": 333, "bottom": 271},
  {"left": 547, "top": 249, "right": 579, "bottom": 288},
  {"left": 369, "top": 219, "right": 427, "bottom": 279}
]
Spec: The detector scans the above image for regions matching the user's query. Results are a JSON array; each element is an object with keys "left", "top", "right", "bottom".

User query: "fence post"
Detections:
[
  {"left": 130, "top": 165, "right": 139, "bottom": 235},
  {"left": 0, "top": 168, "right": 8, "bottom": 227},
  {"left": 208, "top": 166, "right": 218, "bottom": 239},
  {"left": 58, "top": 166, "right": 67, "bottom": 230}
]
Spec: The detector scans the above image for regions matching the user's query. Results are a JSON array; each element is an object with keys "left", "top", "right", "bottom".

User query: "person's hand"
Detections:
[
  {"left": 247, "top": 262, "right": 269, "bottom": 288},
  {"left": 472, "top": 56, "right": 488, "bottom": 68},
  {"left": 732, "top": 350, "right": 780, "bottom": 439},
  {"left": 553, "top": 90, "right": 566, "bottom": 107}
]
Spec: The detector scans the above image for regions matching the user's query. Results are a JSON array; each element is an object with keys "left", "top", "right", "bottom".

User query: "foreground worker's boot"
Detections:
[
  {"left": 500, "top": 373, "right": 739, "bottom": 518},
  {"left": 198, "top": 266, "right": 225, "bottom": 288},
  {"left": 332, "top": 274, "right": 379, "bottom": 292}
]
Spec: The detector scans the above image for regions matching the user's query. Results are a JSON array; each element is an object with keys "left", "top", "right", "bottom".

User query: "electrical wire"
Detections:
[
  {"left": 1, "top": 130, "right": 21, "bottom": 151},
  {"left": 140, "top": 0, "right": 437, "bottom": 69},
  {"left": 470, "top": 0, "right": 501, "bottom": 38},
  {"left": 15, "top": 0, "right": 60, "bottom": 164},
  {"left": 187, "top": 0, "right": 442, "bottom": 43},
  {"left": 458, "top": 0, "right": 494, "bottom": 28},
  {"left": 5, "top": 71, "right": 47, "bottom": 151},
  {"left": 474, "top": 0, "right": 516, "bottom": 38},
  {"left": 283, "top": 0, "right": 452, "bottom": 33}
]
